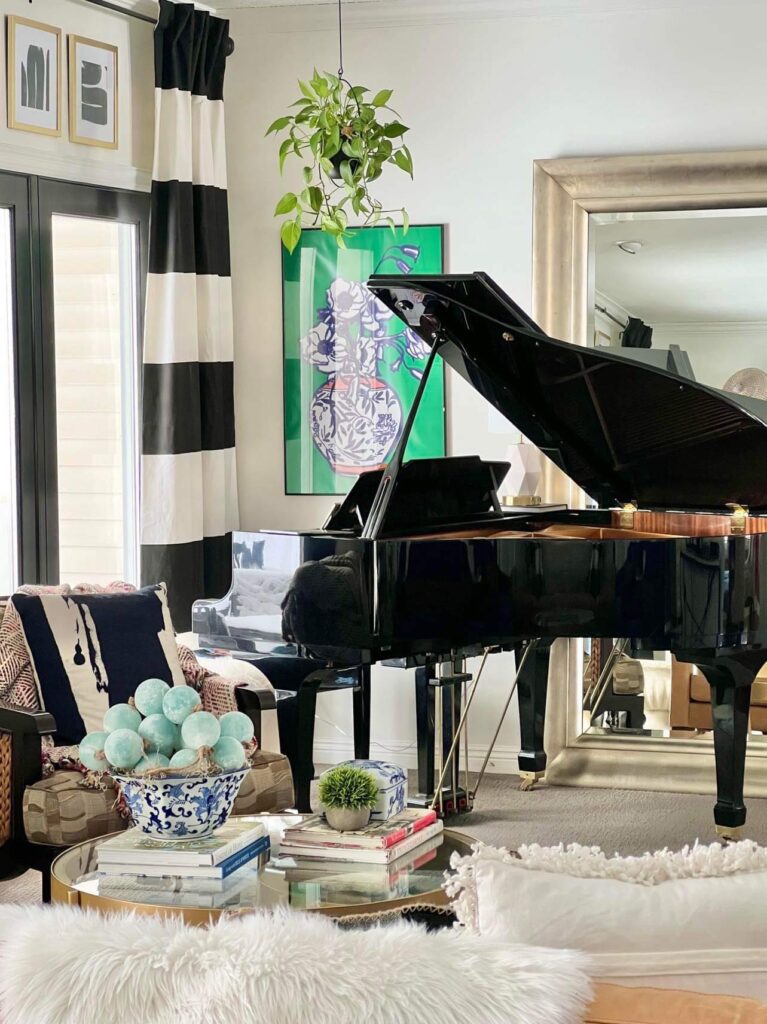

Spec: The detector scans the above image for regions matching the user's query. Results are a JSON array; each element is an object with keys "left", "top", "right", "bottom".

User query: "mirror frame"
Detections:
[{"left": 531, "top": 149, "right": 767, "bottom": 800}]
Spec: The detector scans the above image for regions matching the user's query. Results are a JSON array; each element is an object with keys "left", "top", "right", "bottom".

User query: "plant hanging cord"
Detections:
[{"left": 337, "top": 0, "right": 344, "bottom": 77}]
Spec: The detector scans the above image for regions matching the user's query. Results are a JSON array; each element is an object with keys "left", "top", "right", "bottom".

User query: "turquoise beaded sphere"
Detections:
[
  {"left": 104, "top": 728, "right": 144, "bottom": 770},
  {"left": 212, "top": 735, "right": 247, "bottom": 771},
  {"left": 162, "top": 685, "right": 201, "bottom": 725},
  {"left": 78, "top": 731, "right": 109, "bottom": 772},
  {"left": 103, "top": 703, "right": 142, "bottom": 734},
  {"left": 134, "top": 752, "right": 170, "bottom": 773},
  {"left": 218, "top": 711, "right": 255, "bottom": 744},
  {"left": 134, "top": 678, "right": 170, "bottom": 717},
  {"left": 180, "top": 710, "right": 221, "bottom": 749},
  {"left": 169, "top": 748, "right": 198, "bottom": 770},
  {"left": 138, "top": 714, "right": 179, "bottom": 758}
]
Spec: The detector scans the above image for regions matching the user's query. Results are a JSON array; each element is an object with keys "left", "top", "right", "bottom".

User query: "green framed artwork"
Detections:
[{"left": 282, "top": 225, "right": 445, "bottom": 495}]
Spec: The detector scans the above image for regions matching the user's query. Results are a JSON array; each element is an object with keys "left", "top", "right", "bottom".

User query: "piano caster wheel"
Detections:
[
  {"left": 519, "top": 771, "right": 544, "bottom": 792},
  {"left": 715, "top": 824, "right": 744, "bottom": 843}
]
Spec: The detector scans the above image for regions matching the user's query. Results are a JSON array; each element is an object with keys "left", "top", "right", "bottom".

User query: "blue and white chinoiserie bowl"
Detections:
[{"left": 112, "top": 768, "right": 249, "bottom": 840}]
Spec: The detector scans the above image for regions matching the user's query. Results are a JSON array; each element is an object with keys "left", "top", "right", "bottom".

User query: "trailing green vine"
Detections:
[{"left": 267, "top": 69, "right": 413, "bottom": 252}]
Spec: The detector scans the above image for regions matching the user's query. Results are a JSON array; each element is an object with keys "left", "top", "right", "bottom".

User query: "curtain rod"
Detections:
[
  {"left": 76, "top": 0, "right": 236, "bottom": 52},
  {"left": 595, "top": 303, "right": 627, "bottom": 330}
]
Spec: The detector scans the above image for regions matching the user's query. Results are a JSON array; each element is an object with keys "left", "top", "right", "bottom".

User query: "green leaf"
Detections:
[
  {"left": 321, "top": 215, "right": 341, "bottom": 236},
  {"left": 372, "top": 88, "right": 393, "bottom": 107},
  {"left": 274, "top": 191, "right": 298, "bottom": 215},
  {"left": 308, "top": 186, "right": 324, "bottom": 212},
  {"left": 278, "top": 138, "right": 293, "bottom": 173},
  {"left": 303, "top": 166, "right": 313, "bottom": 185},
  {"left": 289, "top": 97, "right": 315, "bottom": 108},
  {"left": 309, "top": 130, "right": 323, "bottom": 156},
  {"left": 322, "top": 128, "right": 341, "bottom": 158},
  {"left": 347, "top": 85, "right": 369, "bottom": 101},
  {"left": 385, "top": 216, "right": 397, "bottom": 235},
  {"left": 281, "top": 218, "right": 302, "bottom": 254},
  {"left": 402, "top": 208, "right": 410, "bottom": 233},
  {"left": 339, "top": 160, "right": 355, "bottom": 188},
  {"left": 383, "top": 121, "right": 408, "bottom": 138},
  {"left": 392, "top": 148, "right": 413, "bottom": 177},
  {"left": 298, "top": 79, "right": 314, "bottom": 100},
  {"left": 265, "top": 115, "right": 292, "bottom": 135},
  {"left": 320, "top": 156, "right": 335, "bottom": 176}
]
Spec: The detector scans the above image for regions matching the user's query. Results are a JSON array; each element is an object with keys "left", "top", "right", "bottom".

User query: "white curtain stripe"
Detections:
[
  {"left": 144, "top": 273, "right": 234, "bottom": 364},
  {"left": 142, "top": 448, "right": 238, "bottom": 546},
  {"left": 153, "top": 89, "right": 228, "bottom": 189}
]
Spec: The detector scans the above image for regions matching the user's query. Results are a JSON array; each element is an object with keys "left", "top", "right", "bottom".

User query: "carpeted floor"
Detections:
[{"left": 3, "top": 776, "right": 766, "bottom": 905}]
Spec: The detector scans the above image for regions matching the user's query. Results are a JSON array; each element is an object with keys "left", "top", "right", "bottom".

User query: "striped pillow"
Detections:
[{"left": 11, "top": 583, "right": 185, "bottom": 745}]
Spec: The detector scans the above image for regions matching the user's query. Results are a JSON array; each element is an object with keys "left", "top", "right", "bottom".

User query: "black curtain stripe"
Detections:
[
  {"left": 143, "top": 362, "right": 235, "bottom": 455},
  {"left": 155, "top": 0, "right": 228, "bottom": 100},
  {"left": 142, "top": 533, "right": 233, "bottom": 629},
  {"left": 149, "top": 181, "right": 231, "bottom": 277}
]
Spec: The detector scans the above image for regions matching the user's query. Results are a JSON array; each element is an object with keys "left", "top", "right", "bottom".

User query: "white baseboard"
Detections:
[{"left": 313, "top": 737, "right": 522, "bottom": 775}]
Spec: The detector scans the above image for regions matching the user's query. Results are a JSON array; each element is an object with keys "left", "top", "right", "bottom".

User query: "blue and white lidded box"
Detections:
[{"left": 320, "top": 760, "right": 407, "bottom": 821}]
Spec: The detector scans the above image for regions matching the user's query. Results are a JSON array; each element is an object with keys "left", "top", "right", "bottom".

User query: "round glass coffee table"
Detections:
[{"left": 50, "top": 815, "right": 474, "bottom": 923}]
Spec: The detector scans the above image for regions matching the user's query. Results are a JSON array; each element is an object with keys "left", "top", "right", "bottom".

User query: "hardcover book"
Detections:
[
  {"left": 97, "top": 835, "right": 271, "bottom": 880},
  {"left": 97, "top": 819, "right": 267, "bottom": 868},
  {"left": 277, "top": 821, "right": 443, "bottom": 865},
  {"left": 282, "top": 808, "right": 437, "bottom": 851}
]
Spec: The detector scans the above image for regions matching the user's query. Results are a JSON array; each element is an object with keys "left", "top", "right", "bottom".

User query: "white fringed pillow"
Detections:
[
  {"left": 446, "top": 841, "right": 767, "bottom": 999},
  {"left": 0, "top": 904, "right": 592, "bottom": 1024}
]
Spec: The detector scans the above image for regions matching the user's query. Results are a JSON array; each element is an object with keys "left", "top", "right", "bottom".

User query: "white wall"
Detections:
[
  {"left": 652, "top": 323, "right": 767, "bottom": 391},
  {"left": 0, "top": 0, "right": 154, "bottom": 189},
  {"left": 224, "top": 0, "right": 767, "bottom": 771}
]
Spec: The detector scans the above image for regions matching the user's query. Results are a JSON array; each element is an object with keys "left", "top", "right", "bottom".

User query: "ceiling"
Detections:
[{"left": 593, "top": 210, "right": 767, "bottom": 323}]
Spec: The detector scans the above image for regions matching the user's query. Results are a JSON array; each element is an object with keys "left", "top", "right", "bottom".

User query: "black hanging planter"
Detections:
[{"left": 328, "top": 148, "right": 361, "bottom": 182}]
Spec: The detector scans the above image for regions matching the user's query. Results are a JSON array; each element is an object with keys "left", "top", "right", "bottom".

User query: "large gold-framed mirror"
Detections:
[{"left": 531, "top": 150, "right": 767, "bottom": 797}]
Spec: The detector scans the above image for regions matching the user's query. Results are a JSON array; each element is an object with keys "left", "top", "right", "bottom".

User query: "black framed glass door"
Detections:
[{"left": 0, "top": 172, "right": 149, "bottom": 591}]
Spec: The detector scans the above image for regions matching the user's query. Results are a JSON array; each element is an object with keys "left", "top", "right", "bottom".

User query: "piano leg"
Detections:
[
  {"left": 415, "top": 663, "right": 436, "bottom": 799},
  {"left": 516, "top": 639, "right": 553, "bottom": 791},
  {"left": 353, "top": 664, "right": 371, "bottom": 760},
  {"left": 680, "top": 651, "right": 765, "bottom": 838}
]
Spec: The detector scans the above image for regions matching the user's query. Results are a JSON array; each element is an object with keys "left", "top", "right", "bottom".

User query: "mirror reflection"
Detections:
[{"left": 581, "top": 208, "right": 767, "bottom": 741}]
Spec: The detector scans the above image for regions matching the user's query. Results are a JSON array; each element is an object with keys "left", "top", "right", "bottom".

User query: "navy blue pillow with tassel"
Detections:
[{"left": 11, "top": 583, "right": 185, "bottom": 745}]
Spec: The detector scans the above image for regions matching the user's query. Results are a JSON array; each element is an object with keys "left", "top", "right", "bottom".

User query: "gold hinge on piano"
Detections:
[
  {"left": 726, "top": 503, "right": 749, "bottom": 534},
  {"left": 619, "top": 501, "right": 638, "bottom": 529}
]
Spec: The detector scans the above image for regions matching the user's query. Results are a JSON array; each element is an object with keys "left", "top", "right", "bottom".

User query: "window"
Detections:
[
  {"left": 51, "top": 216, "right": 140, "bottom": 585},
  {"left": 0, "top": 173, "right": 149, "bottom": 591},
  {"left": 0, "top": 210, "right": 17, "bottom": 594}
]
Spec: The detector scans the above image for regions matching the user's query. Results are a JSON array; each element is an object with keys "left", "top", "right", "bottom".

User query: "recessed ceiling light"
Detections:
[{"left": 615, "top": 240, "right": 643, "bottom": 255}]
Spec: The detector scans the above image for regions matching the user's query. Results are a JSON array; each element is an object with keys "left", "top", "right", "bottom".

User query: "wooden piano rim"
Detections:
[{"left": 394, "top": 510, "right": 767, "bottom": 542}]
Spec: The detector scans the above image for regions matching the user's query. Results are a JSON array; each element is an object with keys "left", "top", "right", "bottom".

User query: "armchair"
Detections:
[
  {"left": 670, "top": 656, "right": 767, "bottom": 732},
  {"left": 0, "top": 590, "right": 294, "bottom": 901}
]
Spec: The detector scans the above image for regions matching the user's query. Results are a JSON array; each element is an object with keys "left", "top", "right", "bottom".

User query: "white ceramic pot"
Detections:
[{"left": 325, "top": 806, "right": 371, "bottom": 832}]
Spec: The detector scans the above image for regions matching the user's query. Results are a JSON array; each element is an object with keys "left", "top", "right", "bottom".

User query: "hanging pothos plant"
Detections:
[{"left": 266, "top": 69, "right": 413, "bottom": 253}]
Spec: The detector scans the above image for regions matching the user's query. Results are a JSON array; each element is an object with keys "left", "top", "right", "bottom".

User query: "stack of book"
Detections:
[
  {"left": 277, "top": 807, "right": 443, "bottom": 864},
  {"left": 96, "top": 819, "right": 270, "bottom": 907}
]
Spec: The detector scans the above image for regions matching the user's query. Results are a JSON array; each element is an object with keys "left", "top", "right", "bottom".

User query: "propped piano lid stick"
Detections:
[
  {"left": 472, "top": 641, "right": 539, "bottom": 801},
  {"left": 429, "top": 647, "right": 491, "bottom": 812}
]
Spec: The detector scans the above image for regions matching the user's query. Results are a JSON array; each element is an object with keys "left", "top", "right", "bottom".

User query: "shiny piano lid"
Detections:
[{"left": 368, "top": 272, "right": 767, "bottom": 513}]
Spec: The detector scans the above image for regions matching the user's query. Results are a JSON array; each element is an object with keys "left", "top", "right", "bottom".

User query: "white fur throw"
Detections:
[{"left": 0, "top": 905, "right": 592, "bottom": 1024}]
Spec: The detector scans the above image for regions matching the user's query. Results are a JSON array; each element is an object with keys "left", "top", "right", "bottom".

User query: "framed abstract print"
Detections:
[
  {"left": 7, "top": 16, "right": 61, "bottom": 137},
  {"left": 282, "top": 224, "right": 445, "bottom": 495},
  {"left": 68, "top": 36, "right": 118, "bottom": 149}
]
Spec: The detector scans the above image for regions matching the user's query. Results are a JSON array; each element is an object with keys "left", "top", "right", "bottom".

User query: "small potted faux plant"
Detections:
[{"left": 318, "top": 764, "right": 379, "bottom": 832}]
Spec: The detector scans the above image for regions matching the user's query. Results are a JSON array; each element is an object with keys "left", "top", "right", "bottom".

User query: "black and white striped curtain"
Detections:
[{"left": 141, "top": 0, "right": 238, "bottom": 630}]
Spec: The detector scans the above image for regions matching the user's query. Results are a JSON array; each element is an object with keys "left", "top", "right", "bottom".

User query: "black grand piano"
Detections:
[{"left": 197, "top": 272, "right": 767, "bottom": 836}]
